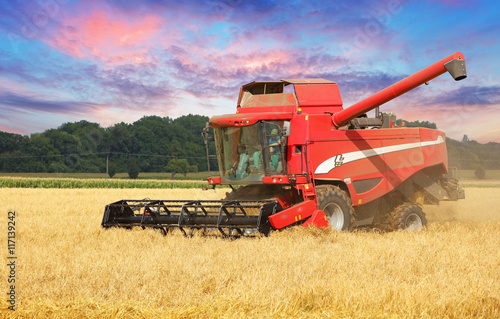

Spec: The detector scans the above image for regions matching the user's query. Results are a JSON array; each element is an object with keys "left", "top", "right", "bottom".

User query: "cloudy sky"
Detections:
[{"left": 0, "top": 0, "right": 499, "bottom": 142}]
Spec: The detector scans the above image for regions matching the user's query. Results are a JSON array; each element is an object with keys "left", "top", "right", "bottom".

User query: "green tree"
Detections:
[
  {"left": 0, "top": 131, "right": 26, "bottom": 153},
  {"left": 166, "top": 158, "right": 190, "bottom": 179},
  {"left": 189, "top": 164, "right": 198, "bottom": 174},
  {"left": 128, "top": 161, "right": 139, "bottom": 179}
]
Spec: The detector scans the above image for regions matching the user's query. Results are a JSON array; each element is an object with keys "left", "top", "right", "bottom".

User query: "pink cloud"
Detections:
[
  {"left": 0, "top": 125, "right": 24, "bottom": 135},
  {"left": 0, "top": 78, "right": 32, "bottom": 94},
  {"left": 48, "top": 9, "right": 163, "bottom": 64}
]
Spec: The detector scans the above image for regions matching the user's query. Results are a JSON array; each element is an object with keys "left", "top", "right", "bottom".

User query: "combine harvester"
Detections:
[{"left": 102, "top": 52, "right": 466, "bottom": 236}]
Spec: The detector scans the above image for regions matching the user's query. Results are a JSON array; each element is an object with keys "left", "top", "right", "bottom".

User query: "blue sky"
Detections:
[{"left": 0, "top": 0, "right": 499, "bottom": 142}]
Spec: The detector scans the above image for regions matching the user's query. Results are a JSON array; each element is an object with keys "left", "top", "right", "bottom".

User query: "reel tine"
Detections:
[{"left": 160, "top": 227, "right": 168, "bottom": 236}]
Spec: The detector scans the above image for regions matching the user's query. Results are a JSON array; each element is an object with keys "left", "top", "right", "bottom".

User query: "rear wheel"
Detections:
[
  {"left": 316, "top": 185, "right": 354, "bottom": 231},
  {"left": 386, "top": 202, "right": 427, "bottom": 231}
]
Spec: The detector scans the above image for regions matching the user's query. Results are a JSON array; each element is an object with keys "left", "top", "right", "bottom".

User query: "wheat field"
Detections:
[{"left": 1, "top": 187, "right": 499, "bottom": 318}]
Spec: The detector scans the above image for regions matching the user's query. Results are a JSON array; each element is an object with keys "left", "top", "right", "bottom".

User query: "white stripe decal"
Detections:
[{"left": 314, "top": 135, "right": 444, "bottom": 174}]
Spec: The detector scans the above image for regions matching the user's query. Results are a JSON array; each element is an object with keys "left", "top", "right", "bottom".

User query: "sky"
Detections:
[{"left": 0, "top": 0, "right": 499, "bottom": 143}]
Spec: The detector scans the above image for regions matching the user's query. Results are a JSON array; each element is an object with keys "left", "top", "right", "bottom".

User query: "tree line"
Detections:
[
  {"left": 0, "top": 116, "right": 498, "bottom": 176},
  {"left": 0, "top": 114, "right": 217, "bottom": 176}
]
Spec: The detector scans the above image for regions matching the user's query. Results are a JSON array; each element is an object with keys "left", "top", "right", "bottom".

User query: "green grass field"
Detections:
[
  {"left": 0, "top": 177, "right": 215, "bottom": 189},
  {"left": 0, "top": 171, "right": 215, "bottom": 180}
]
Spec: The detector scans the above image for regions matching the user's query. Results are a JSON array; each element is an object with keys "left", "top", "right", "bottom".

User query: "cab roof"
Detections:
[{"left": 241, "top": 79, "right": 336, "bottom": 90}]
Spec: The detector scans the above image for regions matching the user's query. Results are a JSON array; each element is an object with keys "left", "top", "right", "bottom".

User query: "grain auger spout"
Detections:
[
  {"left": 102, "top": 52, "right": 467, "bottom": 237},
  {"left": 332, "top": 51, "right": 466, "bottom": 128}
]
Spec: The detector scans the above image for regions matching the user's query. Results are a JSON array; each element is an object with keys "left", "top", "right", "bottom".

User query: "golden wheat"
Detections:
[{"left": 0, "top": 187, "right": 499, "bottom": 318}]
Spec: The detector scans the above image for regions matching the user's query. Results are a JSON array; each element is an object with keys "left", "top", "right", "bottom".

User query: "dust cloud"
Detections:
[{"left": 425, "top": 188, "right": 500, "bottom": 223}]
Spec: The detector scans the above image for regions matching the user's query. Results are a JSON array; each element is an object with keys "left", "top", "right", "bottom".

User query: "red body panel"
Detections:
[
  {"left": 207, "top": 176, "right": 221, "bottom": 185},
  {"left": 291, "top": 114, "right": 448, "bottom": 205},
  {"left": 302, "top": 210, "right": 328, "bottom": 228},
  {"left": 294, "top": 83, "right": 343, "bottom": 114},
  {"left": 268, "top": 200, "right": 317, "bottom": 229}
]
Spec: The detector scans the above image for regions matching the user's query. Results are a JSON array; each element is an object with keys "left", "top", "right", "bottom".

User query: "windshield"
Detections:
[{"left": 215, "top": 121, "right": 286, "bottom": 184}]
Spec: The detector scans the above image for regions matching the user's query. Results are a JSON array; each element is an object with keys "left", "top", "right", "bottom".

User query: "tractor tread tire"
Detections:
[
  {"left": 315, "top": 185, "right": 355, "bottom": 231},
  {"left": 383, "top": 202, "right": 427, "bottom": 231}
]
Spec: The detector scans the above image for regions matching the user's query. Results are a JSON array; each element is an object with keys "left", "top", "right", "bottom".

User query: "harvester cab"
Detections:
[
  {"left": 102, "top": 52, "right": 467, "bottom": 237},
  {"left": 214, "top": 120, "right": 288, "bottom": 183}
]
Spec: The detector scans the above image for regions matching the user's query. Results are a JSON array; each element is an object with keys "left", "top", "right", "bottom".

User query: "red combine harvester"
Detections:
[{"left": 102, "top": 52, "right": 466, "bottom": 236}]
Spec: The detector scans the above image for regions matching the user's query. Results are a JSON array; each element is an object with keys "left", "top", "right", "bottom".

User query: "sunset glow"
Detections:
[{"left": 0, "top": 0, "right": 498, "bottom": 142}]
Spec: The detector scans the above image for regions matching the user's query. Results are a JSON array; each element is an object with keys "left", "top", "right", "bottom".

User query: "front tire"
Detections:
[{"left": 316, "top": 185, "right": 354, "bottom": 231}]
